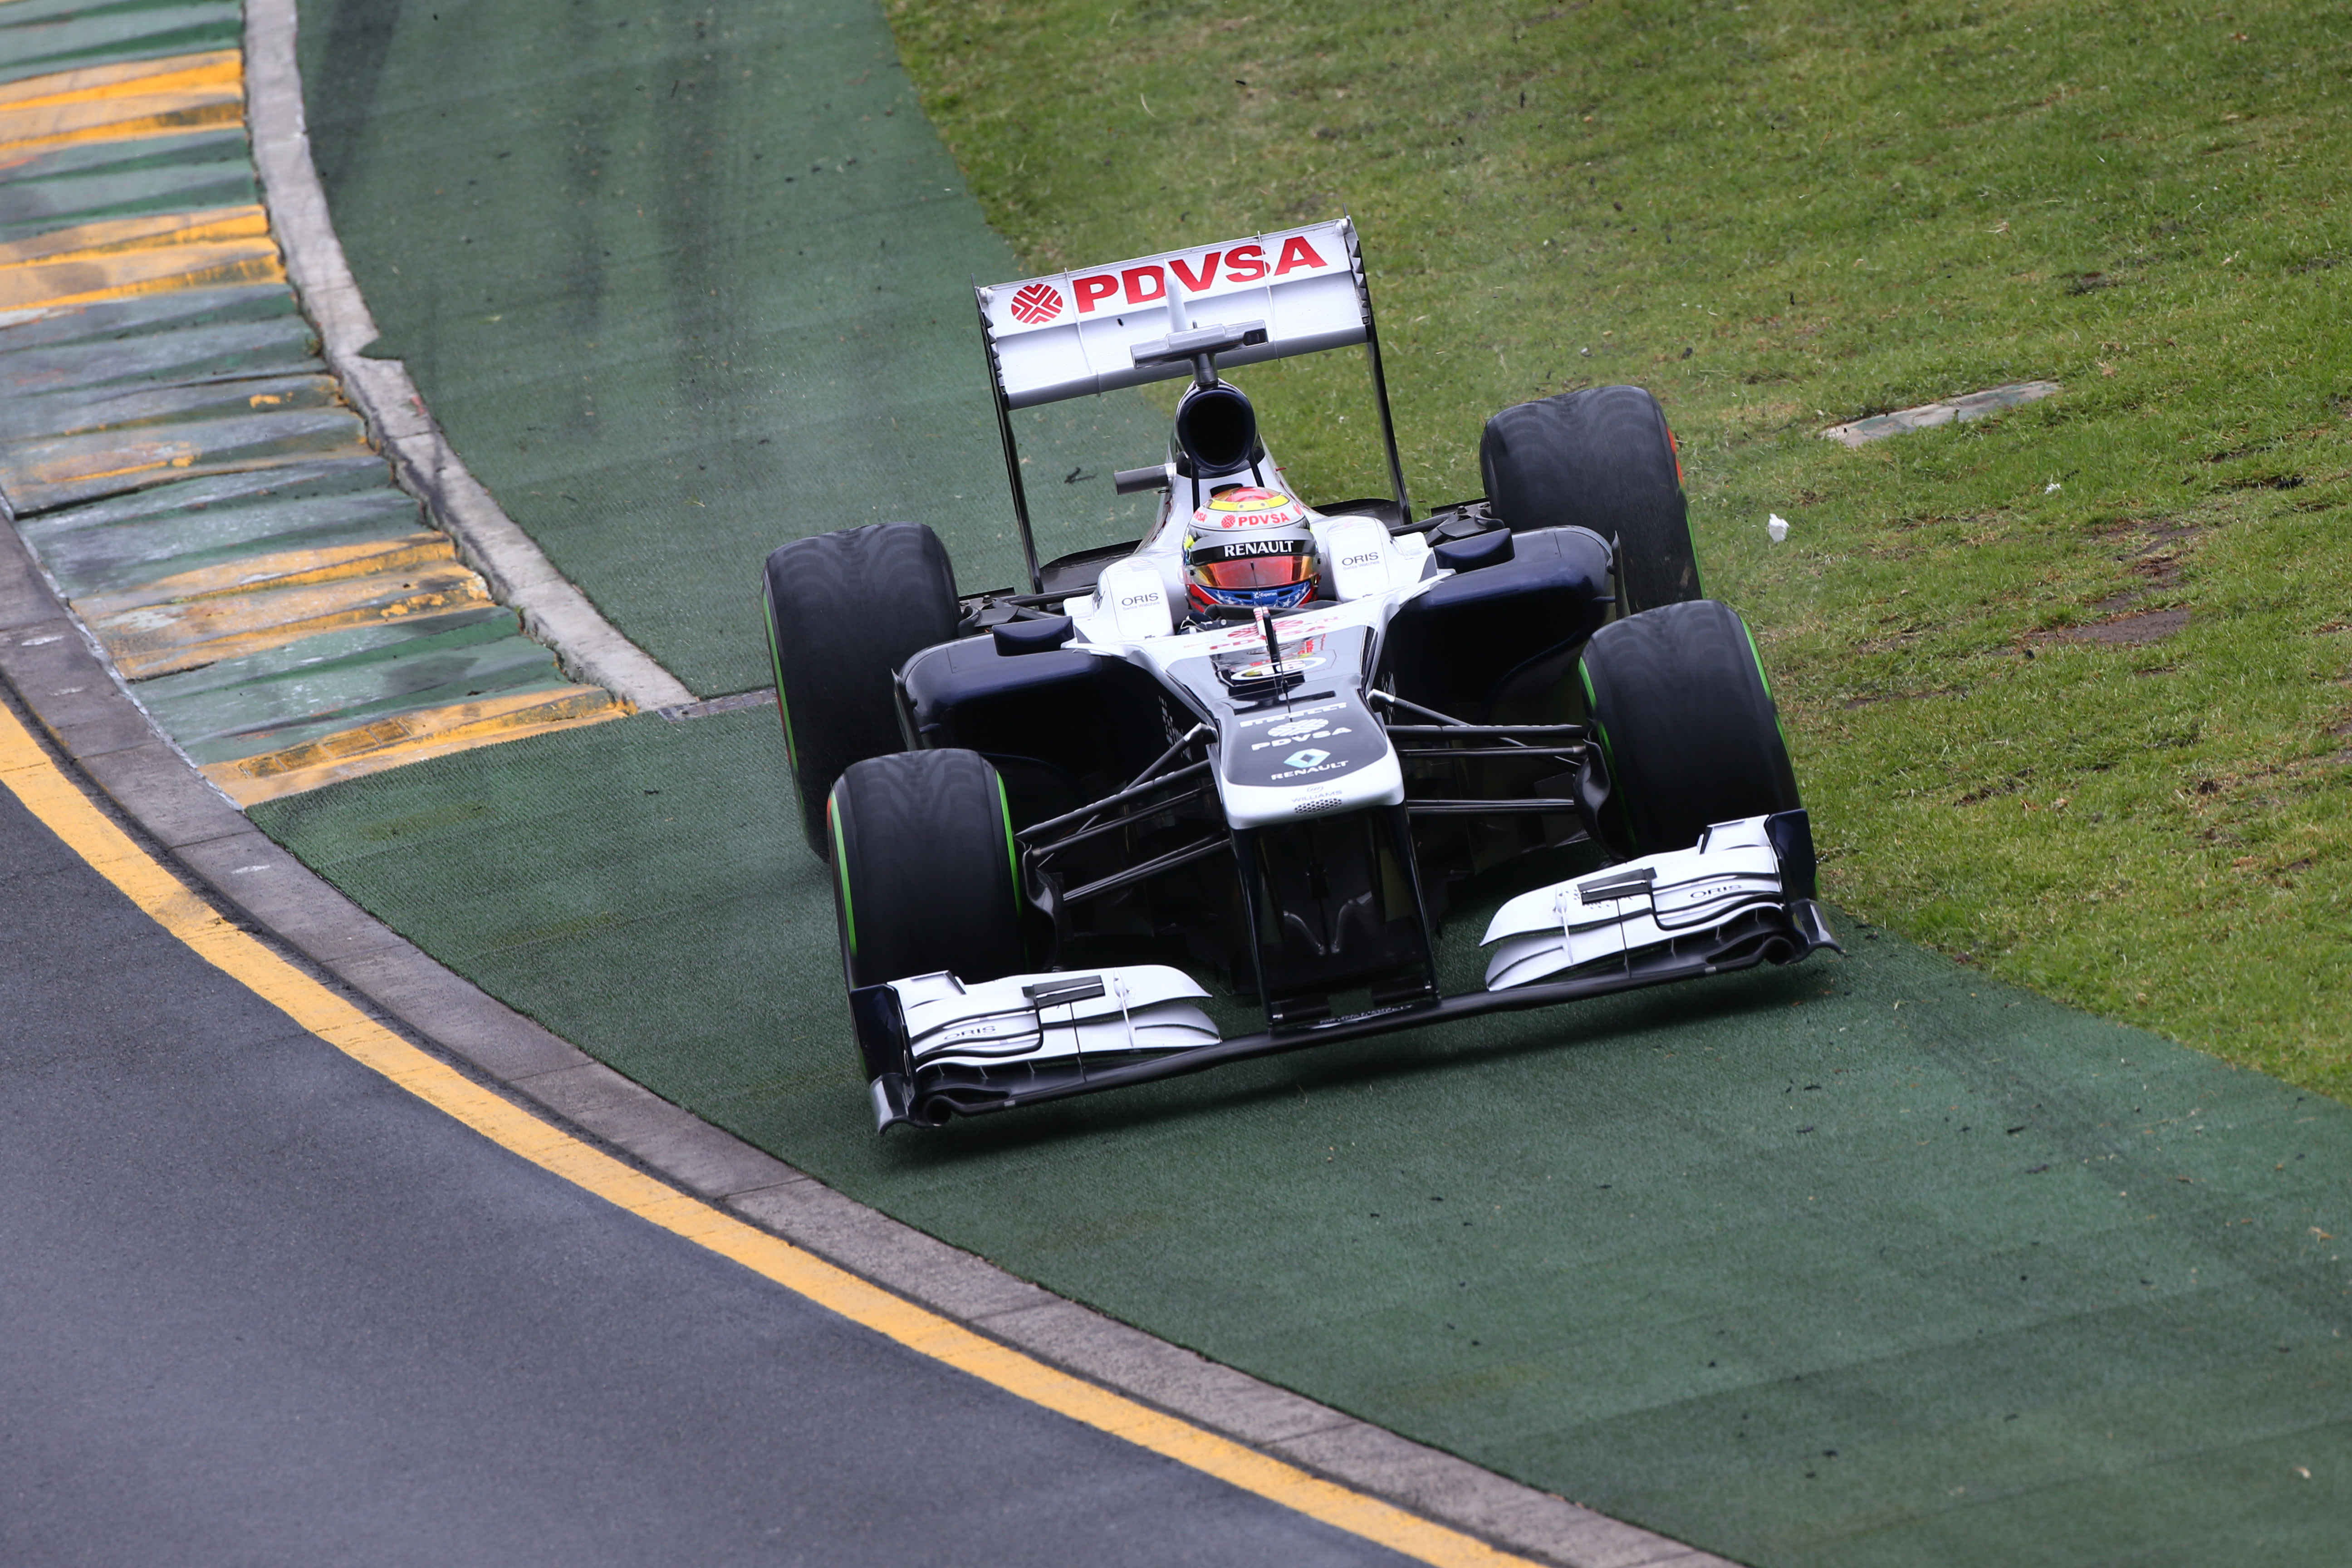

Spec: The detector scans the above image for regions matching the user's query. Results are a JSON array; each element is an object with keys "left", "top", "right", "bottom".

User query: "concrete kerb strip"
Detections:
[
  {"left": 240, "top": 0, "right": 694, "bottom": 713},
  {"left": 1818, "top": 381, "right": 2063, "bottom": 447},
  {"left": 0, "top": 519, "right": 1728, "bottom": 1568},
  {"left": 184, "top": 7, "right": 1741, "bottom": 1563}
]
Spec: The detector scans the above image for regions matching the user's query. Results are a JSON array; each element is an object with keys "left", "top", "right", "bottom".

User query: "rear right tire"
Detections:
[
  {"left": 764, "top": 522, "right": 960, "bottom": 857},
  {"left": 1480, "top": 384, "right": 1700, "bottom": 613},
  {"left": 1578, "top": 599, "right": 1801, "bottom": 857}
]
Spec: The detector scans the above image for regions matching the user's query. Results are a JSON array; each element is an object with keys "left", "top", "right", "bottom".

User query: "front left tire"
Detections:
[{"left": 828, "top": 749, "right": 1027, "bottom": 990}]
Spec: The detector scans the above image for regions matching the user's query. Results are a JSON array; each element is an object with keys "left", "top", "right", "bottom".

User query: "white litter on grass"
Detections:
[
  {"left": 2045, "top": 481, "right": 2063, "bottom": 494},
  {"left": 1767, "top": 514, "right": 1790, "bottom": 543}
]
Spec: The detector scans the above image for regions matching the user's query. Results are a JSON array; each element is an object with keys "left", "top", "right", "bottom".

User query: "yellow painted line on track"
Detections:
[
  {"left": 0, "top": 205, "right": 284, "bottom": 312},
  {"left": 74, "top": 533, "right": 466, "bottom": 617},
  {"left": 2, "top": 415, "right": 372, "bottom": 515},
  {"left": 0, "top": 695, "right": 1535, "bottom": 1568},
  {"left": 84, "top": 557, "right": 493, "bottom": 678},
  {"left": 0, "top": 205, "right": 269, "bottom": 267},
  {"left": 0, "top": 50, "right": 244, "bottom": 155},
  {"left": 199, "top": 686, "right": 632, "bottom": 805},
  {"left": 0, "top": 50, "right": 240, "bottom": 112}
]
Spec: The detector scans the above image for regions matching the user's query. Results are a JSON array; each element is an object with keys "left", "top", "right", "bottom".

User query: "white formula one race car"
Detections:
[{"left": 763, "top": 219, "right": 1838, "bottom": 1132}]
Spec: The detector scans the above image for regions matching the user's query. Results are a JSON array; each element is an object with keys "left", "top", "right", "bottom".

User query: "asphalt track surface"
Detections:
[{"left": 0, "top": 744, "right": 1413, "bottom": 1567}]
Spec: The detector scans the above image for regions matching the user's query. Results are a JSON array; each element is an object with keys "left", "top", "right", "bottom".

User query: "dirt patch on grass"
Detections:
[
  {"left": 1954, "top": 776, "right": 2033, "bottom": 807},
  {"left": 2073, "top": 520, "right": 2200, "bottom": 620},
  {"left": 2040, "top": 608, "right": 2191, "bottom": 646},
  {"left": 2097, "top": 516, "right": 2200, "bottom": 560}
]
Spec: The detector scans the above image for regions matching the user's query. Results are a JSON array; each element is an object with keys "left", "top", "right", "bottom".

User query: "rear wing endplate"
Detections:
[{"left": 974, "top": 217, "right": 1410, "bottom": 589}]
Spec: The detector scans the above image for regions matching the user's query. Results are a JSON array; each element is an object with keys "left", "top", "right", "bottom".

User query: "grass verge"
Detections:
[{"left": 886, "top": 0, "right": 2352, "bottom": 1096}]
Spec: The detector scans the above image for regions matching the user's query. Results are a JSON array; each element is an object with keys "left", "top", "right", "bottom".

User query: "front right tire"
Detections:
[{"left": 1480, "top": 384, "right": 1700, "bottom": 614}]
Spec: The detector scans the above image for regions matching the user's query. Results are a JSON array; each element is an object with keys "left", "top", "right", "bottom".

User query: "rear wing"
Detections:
[
  {"left": 974, "top": 217, "right": 1410, "bottom": 590},
  {"left": 980, "top": 219, "right": 1367, "bottom": 407}
]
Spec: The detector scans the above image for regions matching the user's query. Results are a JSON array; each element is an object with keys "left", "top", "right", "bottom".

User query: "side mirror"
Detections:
[
  {"left": 993, "top": 615, "right": 1076, "bottom": 656},
  {"left": 1432, "top": 528, "right": 1514, "bottom": 573}
]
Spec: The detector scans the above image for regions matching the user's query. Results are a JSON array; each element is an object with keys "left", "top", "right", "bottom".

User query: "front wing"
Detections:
[{"left": 849, "top": 811, "right": 1840, "bottom": 1132}]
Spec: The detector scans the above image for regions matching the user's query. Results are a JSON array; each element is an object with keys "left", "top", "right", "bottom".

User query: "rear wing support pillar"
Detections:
[
  {"left": 1351, "top": 223, "right": 1413, "bottom": 525},
  {"left": 975, "top": 291, "right": 1046, "bottom": 593}
]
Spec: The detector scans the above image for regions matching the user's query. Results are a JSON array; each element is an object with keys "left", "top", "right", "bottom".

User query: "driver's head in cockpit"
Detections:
[{"left": 1181, "top": 488, "right": 1319, "bottom": 619}]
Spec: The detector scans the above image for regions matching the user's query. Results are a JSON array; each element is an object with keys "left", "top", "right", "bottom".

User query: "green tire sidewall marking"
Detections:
[
  {"left": 763, "top": 583, "right": 799, "bottom": 773},
  {"left": 1578, "top": 658, "right": 1633, "bottom": 855},
  {"left": 1740, "top": 617, "right": 1792, "bottom": 753},
  {"left": 994, "top": 772, "right": 1020, "bottom": 913},
  {"left": 995, "top": 769, "right": 1028, "bottom": 966},
  {"left": 829, "top": 788, "right": 855, "bottom": 958}
]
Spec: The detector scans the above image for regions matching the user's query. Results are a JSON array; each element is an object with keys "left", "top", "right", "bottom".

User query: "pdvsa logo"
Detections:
[
  {"left": 1009, "top": 281, "right": 1064, "bottom": 324},
  {"left": 1068, "top": 235, "right": 1336, "bottom": 315},
  {"left": 1194, "top": 488, "right": 1306, "bottom": 531}
]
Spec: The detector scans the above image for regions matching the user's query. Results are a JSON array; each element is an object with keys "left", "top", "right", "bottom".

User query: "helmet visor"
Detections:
[{"left": 1191, "top": 549, "right": 1314, "bottom": 591}]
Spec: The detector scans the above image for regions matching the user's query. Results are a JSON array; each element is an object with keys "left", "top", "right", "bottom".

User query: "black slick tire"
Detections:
[
  {"left": 764, "top": 522, "right": 960, "bottom": 857},
  {"left": 1578, "top": 599, "right": 1801, "bottom": 857},
  {"left": 829, "top": 749, "right": 1027, "bottom": 990},
  {"left": 1479, "top": 384, "right": 1700, "bottom": 612}
]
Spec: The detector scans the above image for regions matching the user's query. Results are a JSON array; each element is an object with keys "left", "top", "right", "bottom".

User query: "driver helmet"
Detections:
[{"left": 1182, "top": 488, "right": 1320, "bottom": 616}]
